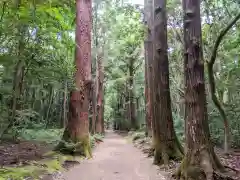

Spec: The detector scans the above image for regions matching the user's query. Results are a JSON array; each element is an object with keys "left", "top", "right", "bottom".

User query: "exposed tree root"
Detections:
[
  {"left": 174, "top": 147, "right": 237, "bottom": 180},
  {"left": 153, "top": 138, "right": 183, "bottom": 165},
  {"left": 54, "top": 129, "right": 92, "bottom": 158}
]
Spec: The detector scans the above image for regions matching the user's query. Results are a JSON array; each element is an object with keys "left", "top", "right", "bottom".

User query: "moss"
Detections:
[
  {"left": 0, "top": 166, "right": 41, "bottom": 180},
  {"left": 132, "top": 132, "right": 145, "bottom": 141},
  {"left": 153, "top": 137, "right": 183, "bottom": 165},
  {"left": 43, "top": 150, "right": 83, "bottom": 162},
  {"left": 0, "top": 151, "right": 82, "bottom": 180},
  {"left": 42, "top": 159, "right": 62, "bottom": 173},
  {"left": 175, "top": 147, "right": 226, "bottom": 180},
  {"left": 54, "top": 131, "right": 92, "bottom": 158}
]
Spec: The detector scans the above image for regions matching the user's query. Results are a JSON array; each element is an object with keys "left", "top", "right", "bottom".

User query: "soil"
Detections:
[
  {"left": 0, "top": 140, "right": 51, "bottom": 167},
  {"left": 58, "top": 130, "right": 168, "bottom": 180},
  {"left": 132, "top": 133, "right": 240, "bottom": 180},
  {"left": 1, "top": 131, "right": 239, "bottom": 180}
]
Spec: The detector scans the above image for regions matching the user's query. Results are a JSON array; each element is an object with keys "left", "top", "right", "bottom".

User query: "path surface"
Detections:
[{"left": 62, "top": 130, "right": 166, "bottom": 180}]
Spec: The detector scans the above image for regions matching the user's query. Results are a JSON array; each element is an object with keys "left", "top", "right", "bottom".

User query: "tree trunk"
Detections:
[
  {"left": 11, "top": 60, "right": 25, "bottom": 123},
  {"left": 101, "top": 87, "right": 105, "bottom": 134},
  {"left": 96, "top": 50, "right": 104, "bottom": 134},
  {"left": 45, "top": 86, "right": 54, "bottom": 128},
  {"left": 63, "top": 80, "right": 68, "bottom": 128},
  {"left": 9, "top": 0, "right": 25, "bottom": 129},
  {"left": 144, "top": 0, "right": 153, "bottom": 137},
  {"left": 55, "top": 0, "right": 92, "bottom": 157},
  {"left": 177, "top": 0, "right": 224, "bottom": 179},
  {"left": 90, "top": 80, "right": 96, "bottom": 134},
  {"left": 129, "top": 59, "right": 137, "bottom": 130},
  {"left": 125, "top": 82, "right": 130, "bottom": 126},
  {"left": 151, "top": 0, "right": 183, "bottom": 165},
  {"left": 144, "top": 60, "right": 152, "bottom": 136}
]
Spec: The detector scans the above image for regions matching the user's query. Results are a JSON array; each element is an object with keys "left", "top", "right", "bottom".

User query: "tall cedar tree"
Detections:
[
  {"left": 144, "top": 0, "right": 153, "bottom": 136},
  {"left": 55, "top": 0, "right": 92, "bottom": 157},
  {"left": 176, "top": 0, "right": 225, "bottom": 179},
  {"left": 152, "top": 0, "right": 183, "bottom": 164}
]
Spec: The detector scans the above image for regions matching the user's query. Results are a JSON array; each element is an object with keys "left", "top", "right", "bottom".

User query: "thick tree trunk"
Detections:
[
  {"left": 177, "top": 0, "right": 224, "bottom": 179},
  {"left": 152, "top": 0, "right": 183, "bottom": 165},
  {"left": 96, "top": 51, "right": 104, "bottom": 134},
  {"left": 55, "top": 0, "right": 92, "bottom": 157}
]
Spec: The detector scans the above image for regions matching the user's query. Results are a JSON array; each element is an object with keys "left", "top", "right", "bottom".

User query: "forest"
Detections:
[{"left": 0, "top": 0, "right": 240, "bottom": 179}]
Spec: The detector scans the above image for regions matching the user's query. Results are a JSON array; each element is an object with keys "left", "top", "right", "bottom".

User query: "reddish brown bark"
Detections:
[
  {"left": 151, "top": 0, "right": 183, "bottom": 165},
  {"left": 96, "top": 50, "right": 104, "bottom": 134},
  {"left": 56, "top": 0, "right": 92, "bottom": 157},
  {"left": 177, "top": 0, "right": 224, "bottom": 179}
]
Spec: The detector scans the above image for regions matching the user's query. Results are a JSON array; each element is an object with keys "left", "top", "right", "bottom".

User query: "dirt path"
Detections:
[{"left": 61, "top": 130, "right": 167, "bottom": 180}]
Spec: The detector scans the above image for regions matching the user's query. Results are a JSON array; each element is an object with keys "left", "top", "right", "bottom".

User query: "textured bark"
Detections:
[
  {"left": 55, "top": 0, "right": 92, "bottom": 157},
  {"left": 144, "top": 0, "right": 153, "bottom": 137},
  {"left": 177, "top": 0, "right": 224, "bottom": 179},
  {"left": 151, "top": 0, "right": 183, "bottom": 165},
  {"left": 96, "top": 50, "right": 104, "bottom": 134}
]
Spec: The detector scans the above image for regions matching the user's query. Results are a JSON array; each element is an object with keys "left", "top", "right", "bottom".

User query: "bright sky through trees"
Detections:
[{"left": 131, "top": 0, "right": 144, "bottom": 5}]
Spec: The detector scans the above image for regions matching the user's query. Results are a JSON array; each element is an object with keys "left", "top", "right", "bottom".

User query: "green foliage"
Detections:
[
  {"left": 0, "top": 0, "right": 240, "bottom": 155},
  {"left": 0, "top": 0, "right": 75, "bottom": 138},
  {"left": 173, "top": 113, "right": 185, "bottom": 143},
  {"left": 90, "top": 133, "right": 104, "bottom": 148},
  {"left": 20, "top": 128, "right": 64, "bottom": 144},
  {"left": 102, "top": 2, "right": 145, "bottom": 130},
  {"left": 132, "top": 131, "right": 145, "bottom": 141}
]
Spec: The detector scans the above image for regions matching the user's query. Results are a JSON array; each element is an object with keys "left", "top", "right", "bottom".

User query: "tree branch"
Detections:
[
  {"left": 208, "top": 12, "right": 240, "bottom": 68},
  {"left": 207, "top": 12, "right": 240, "bottom": 153}
]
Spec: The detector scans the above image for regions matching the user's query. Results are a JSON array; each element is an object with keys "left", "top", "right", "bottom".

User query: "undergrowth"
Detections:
[{"left": 0, "top": 128, "right": 104, "bottom": 180}]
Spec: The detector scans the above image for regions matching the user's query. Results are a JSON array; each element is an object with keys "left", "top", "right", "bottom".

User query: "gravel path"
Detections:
[{"left": 61, "top": 130, "right": 166, "bottom": 180}]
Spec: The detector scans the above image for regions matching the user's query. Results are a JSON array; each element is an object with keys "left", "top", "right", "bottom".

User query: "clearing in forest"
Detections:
[{"left": 61, "top": 130, "right": 167, "bottom": 180}]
